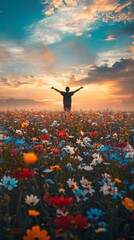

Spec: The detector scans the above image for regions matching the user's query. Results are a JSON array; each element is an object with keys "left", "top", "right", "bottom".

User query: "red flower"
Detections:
[
  {"left": 49, "top": 196, "right": 74, "bottom": 208},
  {"left": 90, "top": 131, "right": 98, "bottom": 137},
  {"left": 55, "top": 215, "right": 88, "bottom": 229},
  {"left": 51, "top": 148, "right": 61, "bottom": 155},
  {"left": 12, "top": 168, "right": 35, "bottom": 180},
  {"left": 35, "top": 144, "right": 44, "bottom": 150},
  {"left": 10, "top": 149, "right": 18, "bottom": 155},
  {"left": 116, "top": 142, "right": 127, "bottom": 148},
  {"left": 56, "top": 130, "right": 69, "bottom": 138}
]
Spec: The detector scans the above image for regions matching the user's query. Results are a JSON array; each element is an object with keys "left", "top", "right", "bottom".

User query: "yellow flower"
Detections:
[
  {"left": 50, "top": 165, "right": 61, "bottom": 171},
  {"left": 112, "top": 133, "right": 118, "bottom": 137},
  {"left": 28, "top": 210, "right": 40, "bottom": 217},
  {"left": 114, "top": 178, "right": 122, "bottom": 183},
  {"left": 21, "top": 122, "right": 29, "bottom": 128},
  {"left": 23, "top": 225, "right": 51, "bottom": 240},
  {"left": 122, "top": 197, "right": 134, "bottom": 210},
  {"left": 24, "top": 152, "right": 38, "bottom": 165},
  {"left": 32, "top": 137, "right": 38, "bottom": 141}
]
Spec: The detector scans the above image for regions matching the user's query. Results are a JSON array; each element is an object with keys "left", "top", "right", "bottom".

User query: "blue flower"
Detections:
[
  {"left": 129, "top": 184, "right": 134, "bottom": 191},
  {"left": 98, "top": 146, "right": 110, "bottom": 153},
  {"left": 98, "top": 221, "right": 108, "bottom": 229},
  {"left": 45, "top": 179, "right": 54, "bottom": 184},
  {"left": 108, "top": 153, "right": 123, "bottom": 163},
  {"left": 73, "top": 189, "right": 88, "bottom": 201},
  {"left": 87, "top": 208, "right": 104, "bottom": 221},
  {"left": 3, "top": 136, "right": 14, "bottom": 144},
  {"left": 130, "top": 167, "right": 134, "bottom": 173},
  {"left": 1, "top": 176, "right": 18, "bottom": 190},
  {"left": 14, "top": 139, "right": 25, "bottom": 146}
]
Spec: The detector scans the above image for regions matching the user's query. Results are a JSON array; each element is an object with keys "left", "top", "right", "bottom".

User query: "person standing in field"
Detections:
[{"left": 51, "top": 86, "right": 83, "bottom": 111}]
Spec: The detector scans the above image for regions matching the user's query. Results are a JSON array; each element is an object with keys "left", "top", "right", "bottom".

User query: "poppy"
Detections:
[
  {"left": 24, "top": 152, "right": 38, "bottom": 165},
  {"left": 23, "top": 225, "right": 51, "bottom": 240}
]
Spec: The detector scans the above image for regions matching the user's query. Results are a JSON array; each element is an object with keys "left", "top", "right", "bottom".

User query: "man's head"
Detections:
[{"left": 65, "top": 86, "right": 70, "bottom": 92}]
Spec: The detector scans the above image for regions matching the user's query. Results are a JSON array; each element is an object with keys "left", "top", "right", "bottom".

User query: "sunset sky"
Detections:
[{"left": 0, "top": 0, "right": 134, "bottom": 110}]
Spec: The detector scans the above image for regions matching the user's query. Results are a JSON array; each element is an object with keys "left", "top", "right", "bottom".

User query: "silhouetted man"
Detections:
[{"left": 51, "top": 86, "right": 83, "bottom": 111}]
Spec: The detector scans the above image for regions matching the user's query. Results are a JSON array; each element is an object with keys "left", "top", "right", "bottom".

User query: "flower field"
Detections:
[{"left": 0, "top": 110, "right": 134, "bottom": 240}]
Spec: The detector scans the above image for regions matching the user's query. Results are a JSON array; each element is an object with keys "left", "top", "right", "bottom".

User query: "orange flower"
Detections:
[
  {"left": 28, "top": 210, "right": 40, "bottom": 217},
  {"left": 114, "top": 178, "right": 122, "bottom": 183},
  {"left": 50, "top": 165, "right": 61, "bottom": 171},
  {"left": 122, "top": 197, "right": 134, "bottom": 210},
  {"left": 24, "top": 152, "right": 38, "bottom": 165},
  {"left": 23, "top": 225, "right": 51, "bottom": 240},
  {"left": 21, "top": 122, "right": 29, "bottom": 128}
]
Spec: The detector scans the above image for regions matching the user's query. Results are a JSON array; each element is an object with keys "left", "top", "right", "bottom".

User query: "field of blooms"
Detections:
[{"left": 0, "top": 110, "right": 134, "bottom": 240}]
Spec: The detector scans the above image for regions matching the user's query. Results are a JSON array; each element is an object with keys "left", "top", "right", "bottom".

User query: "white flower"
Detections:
[
  {"left": 15, "top": 129, "right": 23, "bottom": 135},
  {"left": 63, "top": 145, "right": 75, "bottom": 155},
  {"left": 25, "top": 194, "right": 40, "bottom": 206},
  {"left": 82, "top": 165, "right": 94, "bottom": 171},
  {"left": 80, "top": 177, "right": 91, "bottom": 188},
  {"left": 102, "top": 173, "right": 111, "bottom": 179},
  {"left": 67, "top": 178, "right": 79, "bottom": 190}
]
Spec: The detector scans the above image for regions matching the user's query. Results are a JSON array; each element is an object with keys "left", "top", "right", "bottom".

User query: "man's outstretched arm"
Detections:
[
  {"left": 51, "top": 86, "right": 61, "bottom": 93},
  {"left": 73, "top": 86, "right": 84, "bottom": 93}
]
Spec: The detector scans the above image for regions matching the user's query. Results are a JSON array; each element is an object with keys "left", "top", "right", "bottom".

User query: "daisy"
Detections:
[{"left": 25, "top": 194, "right": 40, "bottom": 206}]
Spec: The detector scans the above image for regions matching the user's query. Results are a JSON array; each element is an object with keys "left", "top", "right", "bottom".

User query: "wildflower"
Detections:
[
  {"left": 102, "top": 173, "right": 111, "bottom": 179},
  {"left": 114, "top": 178, "right": 122, "bottom": 183},
  {"left": 100, "top": 181, "right": 118, "bottom": 196},
  {"left": 95, "top": 227, "right": 107, "bottom": 233},
  {"left": 23, "top": 152, "right": 38, "bottom": 165},
  {"left": 43, "top": 169, "right": 53, "bottom": 173},
  {"left": 91, "top": 153, "right": 103, "bottom": 166},
  {"left": 80, "top": 177, "right": 91, "bottom": 188},
  {"left": 28, "top": 210, "right": 40, "bottom": 217},
  {"left": 67, "top": 178, "right": 79, "bottom": 190},
  {"left": 73, "top": 189, "right": 88, "bottom": 202},
  {"left": 129, "top": 184, "right": 134, "bottom": 191},
  {"left": 50, "top": 165, "right": 61, "bottom": 171},
  {"left": 21, "top": 122, "right": 29, "bottom": 128},
  {"left": 56, "top": 130, "right": 69, "bottom": 138},
  {"left": 82, "top": 165, "right": 94, "bottom": 171},
  {"left": 122, "top": 197, "right": 134, "bottom": 210},
  {"left": 49, "top": 196, "right": 74, "bottom": 208},
  {"left": 87, "top": 208, "right": 104, "bottom": 221},
  {"left": 90, "top": 131, "right": 98, "bottom": 137},
  {"left": 63, "top": 145, "right": 75, "bottom": 155},
  {"left": 23, "top": 225, "right": 51, "bottom": 240},
  {"left": 12, "top": 168, "right": 35, "bottom": 180},
  {"left": 1, "top": 176, "right": 18, "bottom": 190},
  {"left": 44, "top": 179, "right": 54, "bottom": 185},
  {"left": 25, "top": 194, "right": 40, "bottom": 206},
  {"left": 51, "top": 148, "right": 61, "bottom": 155},
  {"left": 54, "top": 215, "right": 89, "bottom": 229}
]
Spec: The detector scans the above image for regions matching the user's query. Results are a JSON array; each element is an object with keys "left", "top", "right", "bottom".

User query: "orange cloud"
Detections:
[
  {"left": 65, "top": 0, "right": 78, "bottom": 7},
  {"left": 105, "top": 35, "right": 116, "bottom": 41},
  {"left": 27, "top": 46, "right": 55, "bottom": 68},
  {"left": 52, "top": 0, "right": 63, "bottom": 8},
  {"left": 45, "top": 8, "right": 54, "bottom": 15}
]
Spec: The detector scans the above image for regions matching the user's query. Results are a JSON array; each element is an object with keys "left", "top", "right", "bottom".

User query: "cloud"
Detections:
[
  {"left": 45, "top": 8, "right": 54, "bottom": 15},
  {"left": 29, "top": 0, "right": 134, "bottom": 47},
  {"left": 68, "top": 58, "right": 134, "bottom": 99},
  {"left": 27, "top": 45, "right": 55, "bottom": 68},
  {"left": 0, "top": 98, "right": 52, "bottom": 110},
  {"left": 0, "top": 46, "right": 12, "bottom": 62},
  {"left": 0, "top": 75, "right": 49, "bottom": 88},
  {"left": 97, "top": 49, "right": 133, "bottom": 66},
  {"left": 105, "top": 35, "right": 116, "bottom": 41}
]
